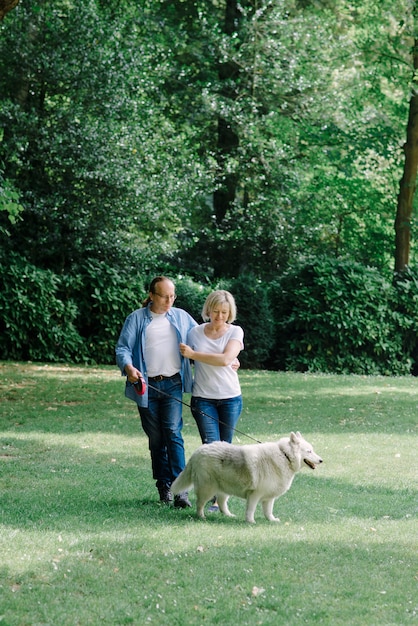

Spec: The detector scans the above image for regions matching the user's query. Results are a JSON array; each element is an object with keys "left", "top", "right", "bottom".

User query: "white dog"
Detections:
[{"left": 171, "top": 432, "right": 322, "bottom": 523}]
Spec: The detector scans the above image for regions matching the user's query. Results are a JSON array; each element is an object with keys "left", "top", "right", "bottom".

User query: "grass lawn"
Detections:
[{"left": 0, "top": 361, "right": 417, "bottom": 625}]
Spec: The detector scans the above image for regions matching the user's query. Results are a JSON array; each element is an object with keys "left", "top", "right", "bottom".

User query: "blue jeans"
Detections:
[
  {"left": 138, "top": 373, "right": 185, "bottom": 487},
  {"left": 191, "top": 395, "right": 243, "bottom": 444}
]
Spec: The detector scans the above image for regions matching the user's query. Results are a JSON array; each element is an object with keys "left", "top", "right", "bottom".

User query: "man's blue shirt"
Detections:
[{"left": 115, "top": 304, "right": 197, "bottom": 406}]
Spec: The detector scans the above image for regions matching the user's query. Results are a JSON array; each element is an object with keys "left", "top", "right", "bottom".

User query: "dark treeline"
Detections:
[{"left": 1, "top": 0, "right": 418, "bottom": 373}]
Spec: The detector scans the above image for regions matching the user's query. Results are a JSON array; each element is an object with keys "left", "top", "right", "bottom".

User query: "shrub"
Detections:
[
  {"left": 0, "top": 252, "right": 86, "bottom": 362},
  {"left": 393, "top": 266, "right": 418, "bottom": 374},
  {"left": 174, "top": 274, "right": 276, "bottom": 369},
  {"left": 270, "top": 257, "right": 411, "bottom": 375},
  {"left": 217, "top": 275, "right": 275, "bottom": 369},
  {"left": 65, "top": 260, "right": 147, "bottom": 364},
  {"left": 174, "top": 276, "right": 212, "bottom": 322},
  {"left": 2, "top": 254, "right": 417, "bottom": 374}
]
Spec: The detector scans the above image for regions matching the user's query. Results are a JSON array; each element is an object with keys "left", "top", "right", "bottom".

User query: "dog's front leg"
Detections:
[{"left": 245, "top": 492, "right": 260, "bottom": 523}]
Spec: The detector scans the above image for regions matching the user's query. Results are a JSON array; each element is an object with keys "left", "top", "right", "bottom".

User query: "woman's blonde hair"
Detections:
[{"left": 202, "top": 290, "right": 237, "bottom": 323}]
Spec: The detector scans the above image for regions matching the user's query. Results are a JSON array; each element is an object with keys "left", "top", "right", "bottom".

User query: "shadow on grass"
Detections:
[
  {"left": 0, "top": 440, "right": 416, "bottom": 532},
  {"left": 2, "top": 363, "right": 418, "bottom": 437}
]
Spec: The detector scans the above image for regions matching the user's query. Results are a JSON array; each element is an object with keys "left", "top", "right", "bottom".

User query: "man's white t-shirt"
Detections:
[
  {"left": 188, "top": 323, "right": 244, "bottom": 399},
  {"left": 145, "top": 311, "right": 181, "bottom": 377}
]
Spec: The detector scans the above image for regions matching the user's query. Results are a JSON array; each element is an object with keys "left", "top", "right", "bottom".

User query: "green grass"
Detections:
[{"left": 0, "top": 362, "right": 417, "bottom": 625}]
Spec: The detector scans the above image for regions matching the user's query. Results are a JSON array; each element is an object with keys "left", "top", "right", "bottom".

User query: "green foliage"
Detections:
[
  {"left": 65, "top": 260, "right": 147, "bottom": 365},
  {"left": 0, "top": 0, "right": 207, "bottom": 272},
  {"left": 0, "top": 172, "right": 24, "bottom": 235},
  {"left": 270, "top": 258, "right": 412, "bottom": 375},
  {"left": 0, "top": 253, "right": 86, "bottom": 362},
  {"left": 1, "top": 254, "right": 418, "bottom": 375},
  {"left": 0, "top": 254, "right": 148, "bottom": 365},
  {"left": 1, "top": 0, "right": 414, "bottom": 281},
  {"left": 167, "top": 0, "right": 410, "bottom": 277},
  {"left": 217, "top": 275, "right": 275, "bottom": 369},
  {"left": 0, "top": 1, "right": 417, "bottom": 370},
  {"left": 393, "top": 266, "right": 418, "bottom": 373},
  {"left": 174, "top": 275, "right": 212, "bottom": 323}
]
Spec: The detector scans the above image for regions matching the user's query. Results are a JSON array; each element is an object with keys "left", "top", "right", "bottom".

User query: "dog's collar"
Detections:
[{"left": 282, "top": 449, "right": 292, "bottom": 465}]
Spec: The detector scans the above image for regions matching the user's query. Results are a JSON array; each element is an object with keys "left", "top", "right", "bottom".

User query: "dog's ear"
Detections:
[{"left": 290, "top": 431, "right": 300, "bottom": 443}]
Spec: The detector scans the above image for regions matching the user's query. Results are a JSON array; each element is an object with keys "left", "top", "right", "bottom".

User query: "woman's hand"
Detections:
[
  {"left": 179, "top": 342, "right": 194, "bottom": 359},
  {"left": 231, "top": 357, "right": 240, "bottom": 371}
]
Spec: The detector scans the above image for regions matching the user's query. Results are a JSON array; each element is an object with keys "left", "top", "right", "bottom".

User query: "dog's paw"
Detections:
[
  {"left": 218, "top": 506, "right": 235, "bottom": 518},
  {"left": 267, "top": 516, "right": 281, "bottom": 523}
]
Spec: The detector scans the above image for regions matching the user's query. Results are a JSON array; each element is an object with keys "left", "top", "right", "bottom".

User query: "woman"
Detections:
[{"left": 179, "top": 290, "right": 244, "bottom": 445}]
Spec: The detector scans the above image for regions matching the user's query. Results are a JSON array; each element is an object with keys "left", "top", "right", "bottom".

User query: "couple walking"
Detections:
[{"left": 115, "top": 276, "right": 244, "bottom": 508}]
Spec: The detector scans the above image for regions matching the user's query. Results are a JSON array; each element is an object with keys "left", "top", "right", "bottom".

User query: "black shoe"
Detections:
[
  {"left": 174, "top": 492, "right": 192, "bottom": 508},
  {"left": 158, "top": 484, "right": 173, "bottom": 504}
]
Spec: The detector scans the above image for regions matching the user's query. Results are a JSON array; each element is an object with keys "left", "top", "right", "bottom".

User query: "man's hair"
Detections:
[{"left": 142, "top": 276, "right": 174, "bottom": 307}]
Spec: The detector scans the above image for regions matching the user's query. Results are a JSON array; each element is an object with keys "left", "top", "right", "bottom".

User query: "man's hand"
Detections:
[{"left": 124, "top": 364, "right": 143, "bottom": 383}]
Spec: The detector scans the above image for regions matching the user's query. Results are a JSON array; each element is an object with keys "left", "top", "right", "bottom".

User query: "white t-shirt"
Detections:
[
  {"left": 145, "top": 311, "right": 181, "bottom": 377},
  {"left": 188, "top": 323, "right": 244, "bottom": 399}
]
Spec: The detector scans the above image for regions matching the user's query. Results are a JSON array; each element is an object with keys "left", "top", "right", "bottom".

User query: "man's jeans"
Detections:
[
  {"left": 191, "top": 395, "right": 243, "bottom": 444},
  {"left": 138, "top": 373, "right": 185, "bottom": 487}
]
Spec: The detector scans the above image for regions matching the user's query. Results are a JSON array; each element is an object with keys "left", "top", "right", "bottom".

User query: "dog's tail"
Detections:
[{"left": 171, "top": 460, "right": 194, "bottom": 495}]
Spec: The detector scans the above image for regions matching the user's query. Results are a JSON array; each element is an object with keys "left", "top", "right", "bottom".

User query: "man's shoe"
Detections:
[
  {"left": 158, "top": 484, "right": 173, "bottom": 504},
  {"left": 174, "top": 492, "right": 192, "bottom": 508},
  {"left": 206, "top": 495, "right": 219, "bottom": 512}
]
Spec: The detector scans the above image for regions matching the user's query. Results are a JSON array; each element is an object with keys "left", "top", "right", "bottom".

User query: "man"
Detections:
[{"left": 115, "top": 276, "right": 197, "bottom": 507}]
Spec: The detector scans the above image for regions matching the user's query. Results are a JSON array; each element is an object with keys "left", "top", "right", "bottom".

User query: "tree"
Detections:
[
  {"left": 0, "top": 0, "right": 208, "bottom": 273},
  {"left": 1, "top": 0, "right": 416, "bottom": 281},
  {"left": 395, "top": 5, "right": 418, "bottom": 272},
  {"left": 154, "top": 0, "right": 412, "bottom": 279}
]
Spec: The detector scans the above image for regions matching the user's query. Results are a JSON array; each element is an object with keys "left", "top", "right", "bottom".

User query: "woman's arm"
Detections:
[{"left": 179, "top": 339, "right": 242, "bottom": 366}]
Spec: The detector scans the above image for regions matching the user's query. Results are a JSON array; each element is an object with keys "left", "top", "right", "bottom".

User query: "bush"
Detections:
[
  {"left": 67, "top": 270, "right": 210, "bottom": 365},
  {"left": 2, "top": 254, "right": 417, "bottom": 374},
  {"left": 65, "top": 260, "right": 147, "bottom": 364},
  {"left": 217, "top": 275, "right": 275, "bottom": 369},
  {"left": 175, "top": 274, "right": 276, "bottom": 369},
  {"left": 174, "top": 276, "right": 212, "bottom": 322},
  {"left": 0, "top": 253, "right": 87, "bottom": 362},
  {"left": 393, "top": 266, "right": 418, "bottom": 374},
  {"left": 270, "top": 257, "right": 411, "bottom": 375}
]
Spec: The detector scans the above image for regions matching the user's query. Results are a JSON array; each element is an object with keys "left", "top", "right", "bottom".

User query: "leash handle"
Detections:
[{"left": 132, "top": 376, "right": 146, "bottom": 396}]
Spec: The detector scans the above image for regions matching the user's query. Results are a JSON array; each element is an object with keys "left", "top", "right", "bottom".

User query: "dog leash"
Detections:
[{"left": 132, "top": 378, "right": 262, "bottom": 444}]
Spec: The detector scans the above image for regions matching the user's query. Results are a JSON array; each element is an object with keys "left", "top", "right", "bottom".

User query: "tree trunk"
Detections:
[
  {"left": 213, "top": 0, "right": 241, "bottom": 225},
  {"left": 0, "top": 0, "right": 19, "bottom": 20},
  {"left": 394, "top": 35, "right": 418, "bottom": 273}
]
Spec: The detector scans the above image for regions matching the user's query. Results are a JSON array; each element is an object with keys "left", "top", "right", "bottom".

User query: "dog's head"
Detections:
[{"left": 290, "top": 431, "right": 323, "bottom": 470}]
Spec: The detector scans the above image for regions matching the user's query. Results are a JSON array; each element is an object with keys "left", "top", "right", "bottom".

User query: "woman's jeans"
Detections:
[
  {"left": 138, "top": 373, "right": 185, "bottom": 488},
  {"left": 191, "top": 395, "right": 243, "bottom": 444}
]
